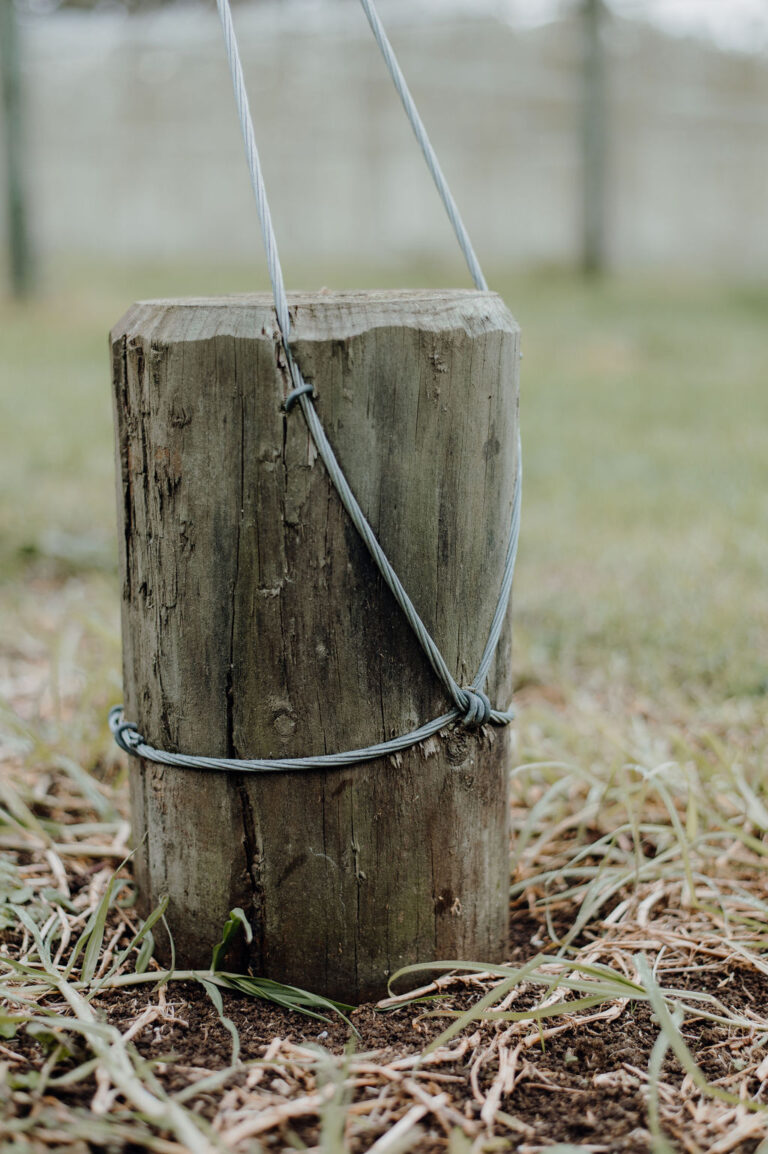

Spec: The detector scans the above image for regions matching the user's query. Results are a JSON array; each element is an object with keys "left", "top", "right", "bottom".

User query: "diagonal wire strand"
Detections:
[{"left": 357, "top": 0, "right": 488, "bottom": 293}]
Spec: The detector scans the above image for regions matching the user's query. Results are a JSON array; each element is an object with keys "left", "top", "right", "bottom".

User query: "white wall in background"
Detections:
[{"left": 6, "top": 2, "right": 768, "bottom": 275}]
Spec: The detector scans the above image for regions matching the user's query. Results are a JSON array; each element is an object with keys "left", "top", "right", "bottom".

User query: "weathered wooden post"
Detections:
[{"left": 111, "top": 289, "right": 519, "bottom": 1002}]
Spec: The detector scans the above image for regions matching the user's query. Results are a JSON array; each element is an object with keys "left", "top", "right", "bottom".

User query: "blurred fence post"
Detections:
[
  {"left": 0, "top": 0, "right": 34, "bottom": 298},
  {"left": 581, "top": 0, "right": 608, "bottom": 275}
]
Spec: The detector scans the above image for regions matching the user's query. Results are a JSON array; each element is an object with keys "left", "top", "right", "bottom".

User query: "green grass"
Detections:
[
  {"left": 2, "top": 260, "right": 766, "bottom": 701},
  {"left": 2, "top": 257, "right": 767, "bottom": 822},
  {"left": 512, "top": 272, "right": 768, "bottom": 702}
]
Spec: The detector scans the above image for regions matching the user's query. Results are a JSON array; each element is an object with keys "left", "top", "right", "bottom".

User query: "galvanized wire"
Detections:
[{"left": 111, "top": 0, "right": 522, "bottom": 773}]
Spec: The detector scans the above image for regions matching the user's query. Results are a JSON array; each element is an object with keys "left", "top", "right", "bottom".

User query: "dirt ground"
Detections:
[{"left": 5, "top": 893, "right": 768, "bottom": 1154}]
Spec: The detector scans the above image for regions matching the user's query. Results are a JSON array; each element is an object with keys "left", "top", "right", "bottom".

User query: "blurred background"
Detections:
[
  {"left": 3, "top": 0, "right": 768, "bottom": 279},
  {"left": 1, "top": 0, "right": 766, "bottom": 775}
]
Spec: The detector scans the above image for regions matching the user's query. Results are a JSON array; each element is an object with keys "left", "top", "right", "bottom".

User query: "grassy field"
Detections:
[{"left": 1, "top": 262, "right": 768, "bottom": 1152}]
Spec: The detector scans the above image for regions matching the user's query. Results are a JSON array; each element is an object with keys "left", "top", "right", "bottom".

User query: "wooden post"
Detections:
[
  {"left": 111, "top": 290, "right": 520, "bottom": 1003},
  {"left": 0, "top": 0, "right": 34, "bottom": 298},
  {"left": 581, "top": 0, "right": 608, "bottom": 275}
]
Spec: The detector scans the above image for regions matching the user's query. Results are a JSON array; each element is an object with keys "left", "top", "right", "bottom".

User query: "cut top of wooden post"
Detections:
[{"left": 112, "top": 288, "right": 520, "bottom": 763}]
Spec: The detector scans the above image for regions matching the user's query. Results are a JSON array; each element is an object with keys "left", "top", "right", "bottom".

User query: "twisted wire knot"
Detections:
[
  {"left": 108, "top": 708, "right": 143, "bottom": 755},
  {"left": 459, "top": 688, "right": 492, "bottom": 728},
  {"left": 284, "top": 381, "right": 316, "bottom": 412}
]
